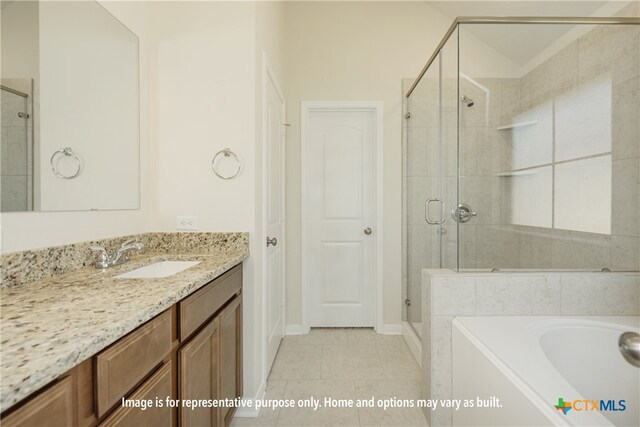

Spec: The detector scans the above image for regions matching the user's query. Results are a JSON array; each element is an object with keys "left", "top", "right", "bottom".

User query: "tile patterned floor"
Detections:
[{"left": 231, "top": 328, "right": 427, "bottom": 427}]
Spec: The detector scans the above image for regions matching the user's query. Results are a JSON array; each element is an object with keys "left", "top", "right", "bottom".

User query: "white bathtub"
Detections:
[{"left": 452, "top": 316, "right": 640, "bottom": 427}]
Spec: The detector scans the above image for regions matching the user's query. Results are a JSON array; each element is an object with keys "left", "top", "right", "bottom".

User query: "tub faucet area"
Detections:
[{"left": 619, "top": 332, "right": 640, "bottom": 368}]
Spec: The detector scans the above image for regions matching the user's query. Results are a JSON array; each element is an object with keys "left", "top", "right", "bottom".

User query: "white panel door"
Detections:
[
  {"left": 265, "top": 65, "right": 285, "bottom": 373},
  {"left": 305, "top": 109, "right": 375, "bottom": 327}
]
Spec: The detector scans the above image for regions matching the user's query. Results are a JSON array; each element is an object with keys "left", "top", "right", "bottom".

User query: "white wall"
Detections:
[
  {"left": 0, "top": 0, "right": 517, "bottom": 408},
  {"left": 1, "top": 0, "right": 39, "bottom": 79},
  {"left": 147, "top": 0, "right": 286, "bottom": 408},
  {"left": 38, "top": 0, "right": 139, "bottom": 211},
  {"left": 148, "top": 1, "right": 256, "bottom": 233},
  {"left": 0, "top": 0, "right": 151, "bottom": 252},
  {"left": 282, "top": 1, "right": 515, "bottom": 330}
]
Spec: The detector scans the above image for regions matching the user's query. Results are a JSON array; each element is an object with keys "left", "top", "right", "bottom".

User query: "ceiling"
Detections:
[{"left": 427, "top": 1, "right": 627, "bottom": 67}]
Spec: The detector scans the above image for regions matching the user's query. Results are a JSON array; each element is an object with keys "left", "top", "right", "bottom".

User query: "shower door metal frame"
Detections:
[{"left": 406, "top": 16, "right": 640, "bottom": 97}]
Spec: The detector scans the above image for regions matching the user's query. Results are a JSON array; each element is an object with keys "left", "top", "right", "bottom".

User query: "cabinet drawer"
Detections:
[
  {"left": 1, "top": 377, "right": 74, "bottom": 427},
  {"left": 96, "top": 310, "right": 172, "bottom": 417},
  {"left": 100, "top": 361, "right": 173, "bottom": 427},
  {"left": 179, "top": 265, "right": 241, "bottom": 341}
]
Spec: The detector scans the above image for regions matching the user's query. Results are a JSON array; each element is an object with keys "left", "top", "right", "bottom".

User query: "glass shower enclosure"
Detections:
[{"left": 402, "top": 11, "right": 640, "bottom": 337}]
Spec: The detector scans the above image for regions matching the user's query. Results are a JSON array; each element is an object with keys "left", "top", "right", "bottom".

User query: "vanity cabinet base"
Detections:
[
  {"left": 1, "top": 377, "right": 74, "bottom": 427},
  {"left": 1, "top": 264, "right": 243, "bottom": 427}
]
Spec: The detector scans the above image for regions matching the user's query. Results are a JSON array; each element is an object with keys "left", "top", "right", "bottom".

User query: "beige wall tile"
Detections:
[
  {"left": 611, "top": 235, "right": 640, "bottom": 271},
  {"left": 612, "top": 158, "right": 640, "bottom": 237},
  {"left": 431, "top": 315, "right": 454, "bottom": 426},
  {"left": 405, "top": 126, "right": 436, "bottom": 178},
  {"left": 475, "top": 275, "right": 561, "bottom": 315},
  {"left": 578, "top": 24, "right": 640, "bottom": 88},
  {"left": 550, "top": 232, "right": 611, "bottom": 269},
  {"left": 476, "top": 226, "right": 520, "bottom": 268},
  {"left": 518, "top": 229, "right": 553, "bottom": 268},
  {"left": 561, "top": 274, "right": 640, "bottom": 315},
  {"left": 1, "top": 175, "right": 27, "bottom": 211},
  {"left": 430, "top": 276, "right": 475, "bottom": 315},
  {"left": 612, "top": 76, "right": 640, "bottom": 161},
  {"left": 500, "top": 78, "right": 521, "bottom": 125},
  {"left": 1, "top": 127, "right": 28, "bottom": 176},
  {"left": 521, "top": 42, "right": 577, "bottom": 109},
  {"left": 459, "top": 176, "right": 503, "bottom": 226}
]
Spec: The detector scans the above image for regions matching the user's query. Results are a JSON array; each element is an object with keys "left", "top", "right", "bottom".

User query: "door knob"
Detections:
[
  {"left": 364, "top": 227, "right": 372, "bottom": 235},
  {"left": 266, "top": 237, "right": 278, "bottom": 247}
]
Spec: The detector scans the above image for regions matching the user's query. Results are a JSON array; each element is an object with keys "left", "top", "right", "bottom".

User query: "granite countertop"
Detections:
[{"left": 0, "top": 248, "right": 248, "bottom": 412}]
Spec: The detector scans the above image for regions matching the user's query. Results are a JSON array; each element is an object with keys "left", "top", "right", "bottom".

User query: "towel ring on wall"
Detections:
[
  {"left": 211, "top": 148, "right": 241, "bottom": 180},
  {"left": 50, "top": 147, "right": 81, "bottom": 179}
]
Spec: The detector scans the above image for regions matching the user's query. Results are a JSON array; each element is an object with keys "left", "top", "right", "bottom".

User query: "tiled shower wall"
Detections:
[
  {"left": 403, "top": 4, "right": 640, "bottom": 300},
  {"left": 457, "top": 7, "right": 639, "bottom": 271}
]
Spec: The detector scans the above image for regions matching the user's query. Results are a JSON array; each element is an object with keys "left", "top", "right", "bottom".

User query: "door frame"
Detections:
[
  {"left": 261, "top": 52, "right": 286, "bottom": 377},
  {"left": 300, "top": 101, "right": 384, "bottom": 333}
]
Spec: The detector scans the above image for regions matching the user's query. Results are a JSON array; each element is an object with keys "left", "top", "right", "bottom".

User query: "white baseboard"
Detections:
[
  {"left": 285, "top": 324, "right": 308, "bottom": 335},
  {"left": 233, "top": 380, "right": 266, "bottom": 418},
  {"left": 402, "top": 321, "right": 422, "bottom": 368},
  {"left": 379, "top": 323, "right": 402, "bottom": 335}
]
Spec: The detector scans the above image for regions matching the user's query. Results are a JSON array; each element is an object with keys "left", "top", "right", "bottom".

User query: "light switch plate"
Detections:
[{"left": 176, "top": 216, "right": 199, "bottom": 230}]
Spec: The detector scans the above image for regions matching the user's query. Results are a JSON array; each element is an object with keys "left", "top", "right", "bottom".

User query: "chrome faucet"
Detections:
[{"left": 89, "top": 239, "right": 145, "bottom": 269}]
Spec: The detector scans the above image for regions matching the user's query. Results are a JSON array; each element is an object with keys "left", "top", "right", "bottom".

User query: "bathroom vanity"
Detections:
[{"left": 0, "top": 233, "right": 249, "bottom": 427}]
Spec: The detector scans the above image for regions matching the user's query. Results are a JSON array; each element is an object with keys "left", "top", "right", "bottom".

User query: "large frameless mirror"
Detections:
[{"left": 1, "top": 0, "right": 140, "bottom": 212}]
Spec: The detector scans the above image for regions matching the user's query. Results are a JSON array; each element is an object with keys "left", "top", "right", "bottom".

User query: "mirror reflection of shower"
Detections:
[
  {"left": 1, "top": 80, "right": 34, "bottom": 212},
  {"left": 460, "top": 95, "right": 474, "bottom": 107}
]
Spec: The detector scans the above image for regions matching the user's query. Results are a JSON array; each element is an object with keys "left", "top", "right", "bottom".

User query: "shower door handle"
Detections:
[{"left": 425, "top": 198, "right": 445, "bottom": 225}]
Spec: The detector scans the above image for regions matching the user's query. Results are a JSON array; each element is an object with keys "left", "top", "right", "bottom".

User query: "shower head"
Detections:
[{"left": 460, "top": 95, "right": 474, "bottom": 107}]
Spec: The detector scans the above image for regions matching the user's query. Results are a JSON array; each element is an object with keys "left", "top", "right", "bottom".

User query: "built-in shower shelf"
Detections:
[
  {"left": 496, "top": 120, "right": 538, "bottom": 131},
  {"left": 497, "top": 170, "right": 539, "bottom": 177}
]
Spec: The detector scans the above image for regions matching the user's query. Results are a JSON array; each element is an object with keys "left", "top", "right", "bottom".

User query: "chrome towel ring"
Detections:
[
  {"left": 50, "top": 147, "right": 81, "bottom": 179},
  {"left": 211, "top": 148, "right": 241, "bottom": 180}
]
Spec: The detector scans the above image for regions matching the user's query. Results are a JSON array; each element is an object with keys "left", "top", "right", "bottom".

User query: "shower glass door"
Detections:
[
  {"left": 403, "top": 51, "right": 444, "bottom": 338},
  {"left": 403, "top": 27, "right": 459, "bottom": 338}
]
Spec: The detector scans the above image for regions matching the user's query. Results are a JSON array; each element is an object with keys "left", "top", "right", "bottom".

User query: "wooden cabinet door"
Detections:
[
  {"left": 100, "top": 362, "right": 173, "bottom": 427},
  {"left": 2, "top": 376, "right": 74, "bottom": 427},
  {"left": 179, "top": 318, "right": 220, "bottom": 427},
  {"left": 218, "top": 295, "right": 242, "bottom": 426}
]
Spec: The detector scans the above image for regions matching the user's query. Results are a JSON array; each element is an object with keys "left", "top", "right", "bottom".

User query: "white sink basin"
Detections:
[{"left": 115, "top": 261, "right": 201, "bottom": 279}]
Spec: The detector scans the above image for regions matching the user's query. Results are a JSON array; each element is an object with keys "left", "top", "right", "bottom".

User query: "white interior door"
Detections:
[
  {"left": 264, "top": 61, "right": 285, "bottom": 373},
  {"left": 304, "top": 106, "right": 376, "bottom": 327}
]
